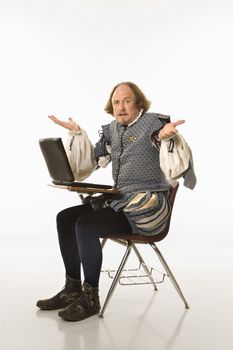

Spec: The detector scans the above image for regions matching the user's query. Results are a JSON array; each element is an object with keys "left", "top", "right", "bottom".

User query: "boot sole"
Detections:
[{"left": 58, "top": 310, "right": 99, "bottom": 322}]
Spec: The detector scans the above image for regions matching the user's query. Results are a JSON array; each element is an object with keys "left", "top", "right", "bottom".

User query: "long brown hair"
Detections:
[{"left": 104, "top": 82, "right": 151, "bottom": 115}]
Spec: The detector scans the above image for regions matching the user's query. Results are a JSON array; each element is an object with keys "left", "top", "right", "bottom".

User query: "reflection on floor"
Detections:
[{"left": 1, "top": 234, "right": 233, "bottom": 350}]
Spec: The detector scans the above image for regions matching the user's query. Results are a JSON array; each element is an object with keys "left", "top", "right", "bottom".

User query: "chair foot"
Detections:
[
  {"left": 150, "top": 243, "right": 189, "bottom": 309},
  {"left": 100, "top": 241, "right": 132, "bottom": 317}
]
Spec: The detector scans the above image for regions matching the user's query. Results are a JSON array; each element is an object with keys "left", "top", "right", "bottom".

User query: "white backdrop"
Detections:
[{"left": 0, "top": 0, "right": 232, "bottom": 259}]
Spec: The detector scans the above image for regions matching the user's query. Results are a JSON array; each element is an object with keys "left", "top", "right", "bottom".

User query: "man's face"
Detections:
[{"left": 111, "top": 84, "right": 140, "bottom": 125}]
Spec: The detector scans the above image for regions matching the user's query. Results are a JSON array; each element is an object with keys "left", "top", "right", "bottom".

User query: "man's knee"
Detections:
[
  {"left": 56, "top": 208, "right": 69, "bottom": 227},
  {"left": 56, "top": 205, "right": 90, "bottom": 227},
  {"left": 75, "top": 213, "right": 94, "bottom": 239}
]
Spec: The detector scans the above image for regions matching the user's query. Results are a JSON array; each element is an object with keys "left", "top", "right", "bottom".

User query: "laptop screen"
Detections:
[
  {"left": 39, "top": 137, "right": 113, "bottom": 190},
  {"left": 39, "top": 137, "right": 74, "bottom": 182}
]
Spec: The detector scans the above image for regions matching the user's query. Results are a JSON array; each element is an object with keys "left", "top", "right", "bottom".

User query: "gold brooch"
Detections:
[{"left": 128, "top": 135, "right": 137, "bottom": 142}]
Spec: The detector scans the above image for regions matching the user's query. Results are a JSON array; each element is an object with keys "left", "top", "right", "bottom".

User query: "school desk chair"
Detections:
[{"left": 99, "top": 181, "right": 189, "bottom": 317}]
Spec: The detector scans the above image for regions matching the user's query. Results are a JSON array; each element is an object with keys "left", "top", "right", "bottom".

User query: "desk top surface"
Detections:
[{"left": 48, "top": 183, "right": 119, "bottom": 194}]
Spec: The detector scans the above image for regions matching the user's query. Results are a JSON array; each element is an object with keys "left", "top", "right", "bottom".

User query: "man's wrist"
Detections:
[
  {"left": 160, "top": 133, "right": 177, "bottom": 142},
  {"left": 69, "top": 128, "right": 82, "bottom": 136}
]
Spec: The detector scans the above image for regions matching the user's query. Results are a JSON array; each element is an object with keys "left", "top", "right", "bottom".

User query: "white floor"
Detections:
[{"left": 1, "top": 230, "right": 233, "bottom": 350}]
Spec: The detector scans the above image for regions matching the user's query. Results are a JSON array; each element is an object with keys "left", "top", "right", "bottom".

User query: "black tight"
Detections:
[{"left": 56, "top": 204, "right": 132, "bottom": 287}]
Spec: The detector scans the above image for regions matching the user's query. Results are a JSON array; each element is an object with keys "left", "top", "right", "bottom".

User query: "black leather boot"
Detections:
[
  {"left": 36, "top": 275, "right": 82, "bottom": 310},
  {"left": 58, "top": 281, "right": 101, "bottom": 321}
]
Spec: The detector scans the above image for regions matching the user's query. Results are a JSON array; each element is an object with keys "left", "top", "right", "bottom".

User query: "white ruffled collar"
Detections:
[{"left": 127, "top": 109, "right": 144, "bottom": 127}]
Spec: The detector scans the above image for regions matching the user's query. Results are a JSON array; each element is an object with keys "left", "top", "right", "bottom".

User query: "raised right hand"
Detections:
[{"left": 48, "top": 115, "right": 81, "bottom": 132}]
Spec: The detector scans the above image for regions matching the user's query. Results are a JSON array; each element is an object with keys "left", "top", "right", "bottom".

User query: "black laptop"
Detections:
[{"left": 39, "top": 137, "right": 113, "bottom": 190}]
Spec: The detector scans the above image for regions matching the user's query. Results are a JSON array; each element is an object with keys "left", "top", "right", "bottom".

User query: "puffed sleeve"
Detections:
[{"left": 66, "top": 128, "right": 97, "bottom": 181}]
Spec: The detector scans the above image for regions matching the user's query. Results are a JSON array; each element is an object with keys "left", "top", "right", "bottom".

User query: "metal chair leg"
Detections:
[
  {"left": 131, "top": 243, "right": 158, "bottom": 291},
  {"left": 99, "top": 240, "right": 132, "bottom": 317},
  {"left": 150, "top": 242, "right": 189, "bottom": 309}
]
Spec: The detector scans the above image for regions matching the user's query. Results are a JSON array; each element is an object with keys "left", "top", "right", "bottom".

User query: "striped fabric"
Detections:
[{"left": 123, "top": 191, "right": 170, "bottom": 236}]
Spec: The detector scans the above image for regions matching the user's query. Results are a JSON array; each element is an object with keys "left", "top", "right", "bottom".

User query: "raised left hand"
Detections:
[{"left": 159, "top": 120, "right": 185, "bottom": 140}]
